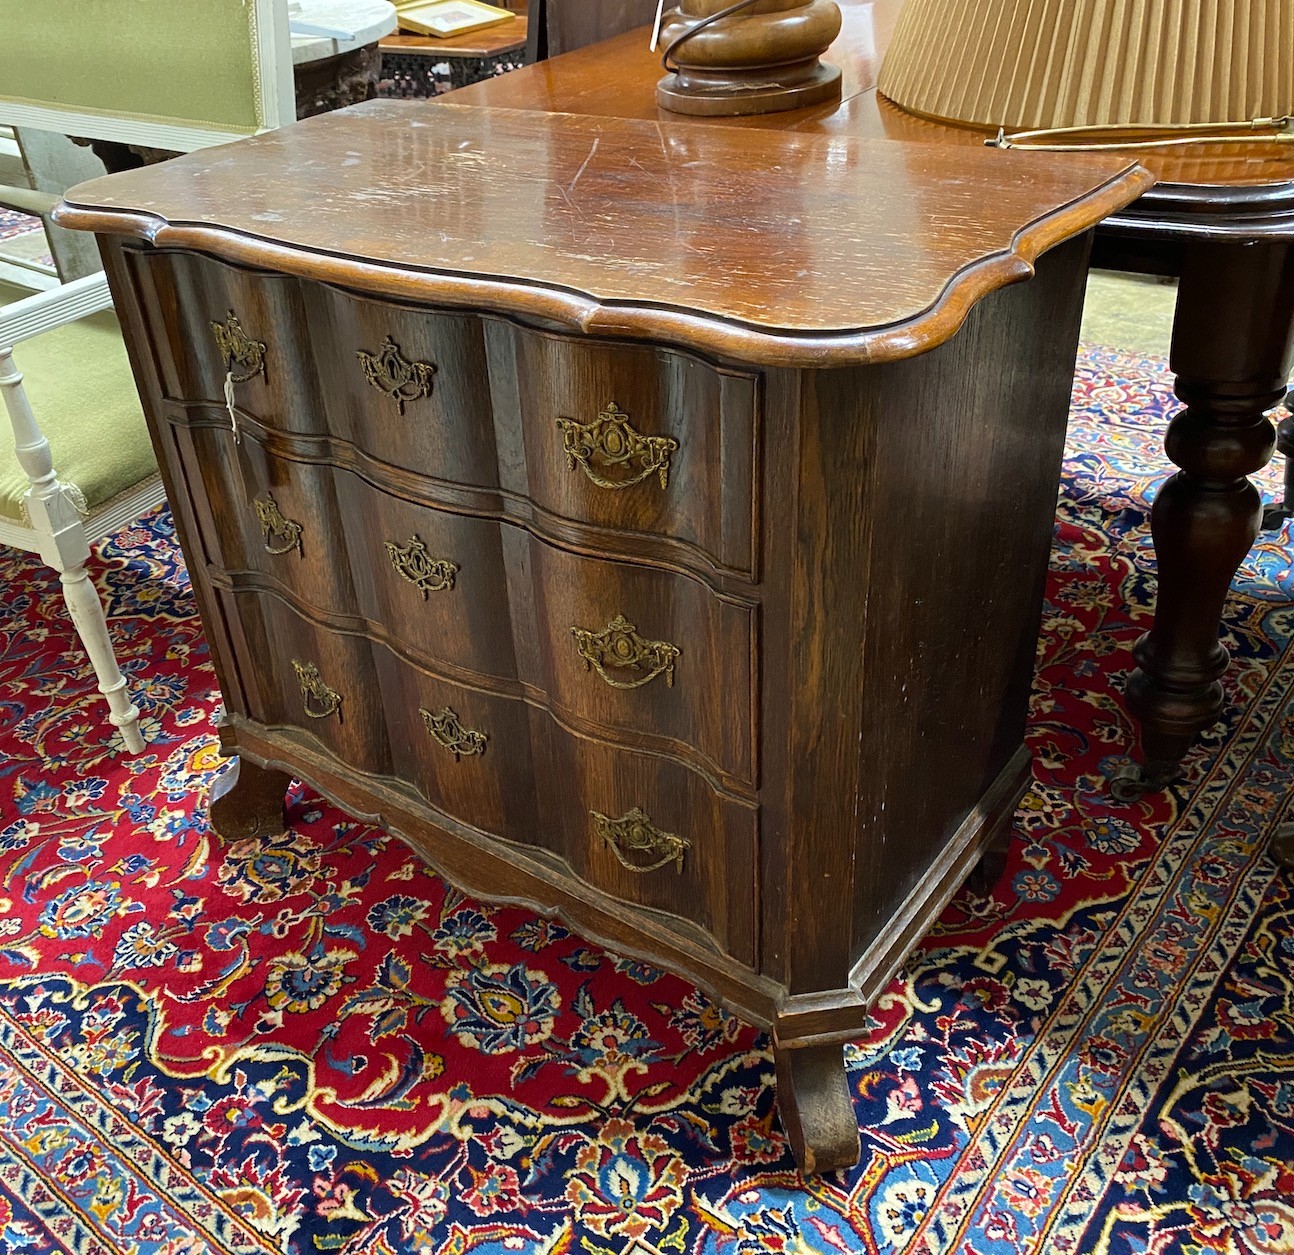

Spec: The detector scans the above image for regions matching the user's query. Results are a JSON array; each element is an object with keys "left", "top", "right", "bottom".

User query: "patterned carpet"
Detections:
[
  {"left": 0, "top": 210, "right": 39, "bottom": 244},
  {"left": 0, "top": 209, "right": 52, "bottom": 271},
  {"left": 1, "top": 346, "right": 1292, "bottom": 1254}
]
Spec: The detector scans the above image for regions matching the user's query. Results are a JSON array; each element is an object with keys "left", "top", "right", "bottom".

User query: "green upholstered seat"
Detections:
[{"left": 0, "top": 283, "right": 155, "bottom": 522}]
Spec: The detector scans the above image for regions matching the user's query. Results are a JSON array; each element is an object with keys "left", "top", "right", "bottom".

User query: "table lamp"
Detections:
[
  {"left": 877, "top": 0, "right": 1294, "bottom": 149},
  {"left": 656, "top": 0, "right": 843, "bottom": 117}
]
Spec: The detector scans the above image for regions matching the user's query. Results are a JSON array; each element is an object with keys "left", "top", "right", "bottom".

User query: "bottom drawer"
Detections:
[
  {"left": 372, "top": 648, "right": 540, "bottom": 847},
  {"left": 227, "top": 588, "right": 757, "bottom": 967},
  {"left": 533, "top": 731, "right": 758, "bottom": 967},
  {"left": 232, "top": 589, "right": 393, "bottom": 779}
]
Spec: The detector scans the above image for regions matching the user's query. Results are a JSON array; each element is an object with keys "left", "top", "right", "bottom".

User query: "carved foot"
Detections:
[
  {"left": 1264, "top": 404, "right": 1294, "bottom": 533},
  {"left": 1260, "top": 501, "right": 1290, "bottom": 533},
  {"left": 967, "top": 820, "right": 1013, "bottom": 896},
  {"left": 1273, "top": 822, "right": 1294, "bottom": 873},
  {"left": 1109, "top": 757, "right": 1179, "bottom": 804},
  {"left": 773, "top": 1042, "right": 860, "bottom": 1175},
  {"left": 208, "top": 756, "right": 291, "bottom": 840}
]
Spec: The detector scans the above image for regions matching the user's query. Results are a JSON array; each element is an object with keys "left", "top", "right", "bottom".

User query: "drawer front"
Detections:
[
  {"left": 226, "top": 595, "right": 754, "bottom": 966},
  {"left": 332, "top": 470, "right": 517, "bottom": 682},
  {"left": 182, "top": 425, "right": 359, "bottom": 615},
  {"left": 533, "top": 727, "right": 757, "bottom": 967},
  {"left": 488, "top": 324, "right": 760, "bottom": 576},
  {"left": 232, "top": 590, "right": 392, "bottom": 779},
  {"left": 130, "top": 249, "right": 327, "bottom": 436},
  {"left": 182, "top": 428, "right": 519, "bottom": 685},
  {"left": 516, "top": 533, "right": 756, "bottom": 785},
  {"left": 303, "top": 284, "right": 499, "bottom": 488},
  {"left": 131, "top": 250, "right": 501, "bottom": 490},
  {"left": 371, "top": 649, "right": 539, "bottom": 846}
]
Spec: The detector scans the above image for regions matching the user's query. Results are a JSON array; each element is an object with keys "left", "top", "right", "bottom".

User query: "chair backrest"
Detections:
[
  {"left": 0, "top": 0, "right": 295, "bottom": 152},
  {"left": 528, "top": 0, "right": 660, "bottom": 60}
]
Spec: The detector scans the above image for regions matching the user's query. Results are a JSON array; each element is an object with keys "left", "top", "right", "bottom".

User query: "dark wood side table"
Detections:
[
  {"left": 379, "top": 9, "right": 528, "bottom": 97},
  {"left": 453, "top": 2, "right": 1294, "bottom": 820}
]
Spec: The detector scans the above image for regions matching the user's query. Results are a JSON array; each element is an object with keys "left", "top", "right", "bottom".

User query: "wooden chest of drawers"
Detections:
[{"left": 58, "top": 101, "right": 1149, "bottom": 1173}]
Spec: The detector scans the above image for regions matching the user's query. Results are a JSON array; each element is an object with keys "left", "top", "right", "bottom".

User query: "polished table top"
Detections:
[{"left": 451, "top": 0, "right": 1294, "bottom": 212}]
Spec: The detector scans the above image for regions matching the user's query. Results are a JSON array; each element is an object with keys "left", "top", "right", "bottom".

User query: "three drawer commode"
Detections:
[{"left": 56, "top": 100, "right": 1151, "bottom": 1173}]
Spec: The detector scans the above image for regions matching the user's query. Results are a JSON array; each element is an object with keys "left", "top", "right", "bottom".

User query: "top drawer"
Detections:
[
  {"left": 129, "top": 247, "right": 319, "bottom": 425},
  {"left": 127, "top": 247, "right": 761, "bottom": 576},
  {"left": 128, "top": 250, "right": 502, "bottom": 489},
  {"left": 487, "top": 324, "right": 761, "bottom": 578}
]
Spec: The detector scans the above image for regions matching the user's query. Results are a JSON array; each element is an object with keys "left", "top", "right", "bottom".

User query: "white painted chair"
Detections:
[
  {"left": 0, "top": 1, "right": 299, "bottom": 753},
  {"left": 0, "top": 263, "right": 162, "bottom": 752}
]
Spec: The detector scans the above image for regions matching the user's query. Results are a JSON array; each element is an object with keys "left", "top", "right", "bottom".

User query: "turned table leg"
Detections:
[
  {"left": 1274, "top": 820, "right": 1294, "bottom": 873},
  {"left": 1113, "top": 239, "right": 1294, "bottom": 802},
  {"left": 774, "top": 1042, "right": 860, "bottom": 1175},
  {"left": 1260, "top": 397, "right": 1294, "bottom": 532}
]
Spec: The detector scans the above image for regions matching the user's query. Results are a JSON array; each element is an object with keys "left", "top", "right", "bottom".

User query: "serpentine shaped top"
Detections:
[{"left": 54, "top": 100, "right": 1151, "bottom": 368}]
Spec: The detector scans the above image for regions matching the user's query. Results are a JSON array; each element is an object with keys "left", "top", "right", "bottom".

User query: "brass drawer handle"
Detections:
[
  {"left": 420, "top": 706, "right": 487, "bottom": 760},
  {"left": 593, "top": 807, "right": 689, "bottom": 874},
  {"left": 556, "top": 402, "right": 678, "bottom": 491},
  {"left": 385, "top": 535, "right": 459, "bottom": 597},
  {"left": 292, "top": 660, "right": 342, "bottom": 721},
  {"left": 572, "top": 614, "right": 679, "bottom": 690},
  {"left": 211, "top": 311, "right": 266, "bottom": 384},
  {"left": 253, "top": 493, "right": 303, "bottom": 556},
  {"left": 357, "top": 336, "right": 437, "bottom": 415}
]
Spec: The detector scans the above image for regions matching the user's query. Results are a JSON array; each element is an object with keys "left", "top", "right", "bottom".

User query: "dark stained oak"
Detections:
[
  {"left": 55, "top": 103, "right": 1148, "bottom": 368},
  {"left": 452, "top": 0, "right": 1294, "bottom": 802},
  {"left": 1276, "top": 818, "right": 1294, "bottom": 873},
  {"left": 210, "top": 715, "right": 291, "bottom": 840},
  {"left": 208, "top": 757, "right": 292, "bottom": 840},
  {"left": 774, "top": 1042, "right": 859, "bottom": 1175},
  {"left": 68, "top": 90, "right": 1144, "bottom": 1173}
]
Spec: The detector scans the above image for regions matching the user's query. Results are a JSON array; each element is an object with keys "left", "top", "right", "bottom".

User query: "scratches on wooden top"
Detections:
[{"left": 56, "top": 101, "right": 1151, "bottom": 366}]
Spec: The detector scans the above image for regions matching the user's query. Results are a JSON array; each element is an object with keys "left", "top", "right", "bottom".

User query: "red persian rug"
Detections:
[{"left": 1, "top": 345, "right": 1292, "bottom": 1255}]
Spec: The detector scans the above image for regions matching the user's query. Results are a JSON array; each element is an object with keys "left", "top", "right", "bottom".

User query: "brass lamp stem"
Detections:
[{"left": 990, "top": 115, "right": 1294, "bottom": 152}]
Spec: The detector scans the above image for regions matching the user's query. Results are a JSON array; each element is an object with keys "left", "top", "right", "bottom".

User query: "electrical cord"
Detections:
[{"left": 660, "top": 0, "right": 763, "bottom": 73}]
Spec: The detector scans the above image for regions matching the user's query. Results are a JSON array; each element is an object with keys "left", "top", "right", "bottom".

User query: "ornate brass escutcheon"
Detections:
[
  {"left": 592, "top": 807, "right": 689, "bottom": 874},
  {"left": 252, "top": 493, "right": 303, "bottom": 556},
  {"left": 210, "top": 311, "right": 267, "bottom": 383},
  {"left": 572, "top": 614, "right": 680, "bottom": 689},
  {"left": 292, "top": 660, "right": 342, "bottom": 721},
  {"left": 385, "top": 536, "right": 459, "bottom": 597},
  {"left": 357, "top": 336, "right": 437, "bottom": 414},
  {"left": 556, "top": 402, "right": 679, "bottom": 490},
  {"left": 420, "top": 706, "right": 487, "bottom": 760}
]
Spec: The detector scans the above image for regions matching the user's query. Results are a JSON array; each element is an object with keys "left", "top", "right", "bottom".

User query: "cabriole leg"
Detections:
[
  {"left": 773, "top": 1041, "right": 860, "bottom": 1175},
  {"left": 208, "top": 734, "right": 291, "bottom": 841}
]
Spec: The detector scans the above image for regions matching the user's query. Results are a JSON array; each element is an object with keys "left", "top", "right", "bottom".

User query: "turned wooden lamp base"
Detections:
[
  {"left": 657, "top": 0, "right": 842, "bottom": 118},
  {"left": 658, "top": 59, "right": 842, "bottom": 116}
]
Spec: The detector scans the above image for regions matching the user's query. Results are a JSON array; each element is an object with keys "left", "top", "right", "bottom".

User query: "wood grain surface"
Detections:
[
  {"left": 57, "top": 101, "right": 1148, "bottom": 367},
  {"left": 88, "top": 115, "right": 1104, "bottom": 1166},
  {"left": 454, "top": 0, "right": 1294, "bottom": 194}
]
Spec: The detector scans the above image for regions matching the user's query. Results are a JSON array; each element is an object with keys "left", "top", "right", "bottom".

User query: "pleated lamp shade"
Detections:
[{"left": 877, "top": 0, "right": 1294, "bottom": 132}]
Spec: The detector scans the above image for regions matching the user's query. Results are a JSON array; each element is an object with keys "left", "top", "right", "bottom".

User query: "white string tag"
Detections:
[
  {"left": 223, "top": 371, "right": 241, "bottom": 444},
  {"left": 650, "top": 0, "right": 666, "bottom": 51}
]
